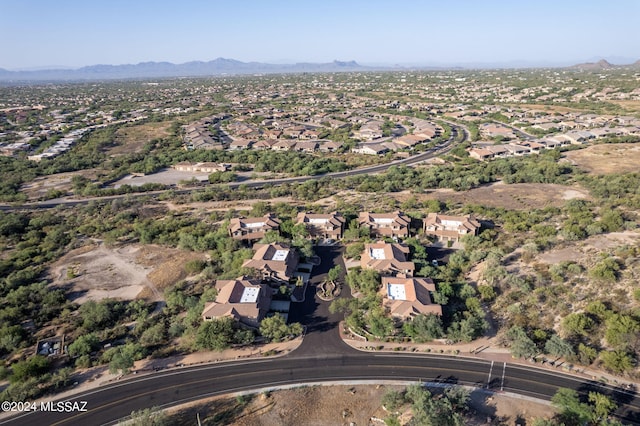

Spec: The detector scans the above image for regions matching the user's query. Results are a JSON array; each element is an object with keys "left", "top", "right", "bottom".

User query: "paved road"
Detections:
[
  {"left": 3, "top": 351, "right": 638, "bottom": 425},
  {"left": 0, "top": 126, "right": 462, "bottom": 212},
  {"left": 4, "top": 244, "right": 639, "bottom": 425}
]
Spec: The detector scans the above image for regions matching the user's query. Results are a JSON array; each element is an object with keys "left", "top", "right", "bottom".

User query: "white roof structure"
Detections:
[
  {"left": 244, "top": 222, "right": 265, "bottom": 228},
  {"left": 240, "top": 286, "right": 260, "bottom": 303},
  {"left": 271, "top": 249, "right": 289, "bottom": 261},
  {"left": 370, "top": 248, "right": 386, "bottom": 260},
  {"left": 373, "top": 218, "right": 394, "bottom": 224},
  {"left": 387, "top": 283, "right": 406, "bottom": 301},
  {"left": 309, "top": 218, "right": 328, "bottom": 224}
]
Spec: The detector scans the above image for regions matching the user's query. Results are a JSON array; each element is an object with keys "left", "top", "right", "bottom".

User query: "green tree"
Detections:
[
  {"left": 140, "top": 323, "right": 166, "bottom": 347},
  {"left": 551, "top": 388, "right": 592, "bottom": 426},
  {"left": 544, "top": 334, "right": 575, "bottom": 359},
  {"left": 604, "top": 314, "right": 639, "bottom": 349},
  {"left": 10, "top": 356, "right": 50, "bottom": 383},
  {"left": 196, "top": 318, "right": 235, "bottom": 351},
  {"left": 589, "top": 256, "right": 620, "bottom": 282},
  {"left": 345, "top": 242, "right": 365, "bottom": 259},
  {"left": 259, "top": 314, "right": 302, "bottom": 342},
  {"left": 367, "top": 307, "right": 394, "bottom": 338},
  {"left": 507, "top": 326, "right": 538, "bottom": 359},
  {"left": 108, "top": 343, "right": 145, "bottom": 374},
  {"left": 327, "top": 265, "right": 343, "bottom": 284},
  {"left": 562, "top": 313, "right": 594, "bottom": 337},
  {"left": 381, "top": 389, "right": 405, "bottom": 412},
  {"left": 600, "top": 350, "right": 634, "bottom": 374},
  {"left": 78, "top": 300, "right": 114, "bottom": 332},
  {"left": 403, "top": 314, "right": 445, "bottom": 342},
  {"left": 588, "top": 392, "right": 617, "bottom": 423},
  {"left": 67, "top": 333, "right": 100, "bottom": 357}
]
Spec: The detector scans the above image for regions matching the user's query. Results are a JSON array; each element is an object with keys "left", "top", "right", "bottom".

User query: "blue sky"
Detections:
[{"left": 2, "top": 0, "right": 639, "bottom": 69}]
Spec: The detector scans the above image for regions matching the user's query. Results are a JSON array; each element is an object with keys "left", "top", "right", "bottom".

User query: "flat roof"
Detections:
[
  {"left": 387, "top": 283, "right": 406, "bottom": 301},
  {"left": 370, "top": 248, "right": 386, "bottom": 260},
  {"left": 373, "top": 218, "right": 394, "bottom": 224},
  {"left": 271, "top": 249, "right": 289, "bottom": 261},
  {"left": 240, "top": 286, "right": 260, "bottom": 303},
  {"left": 309, "top": 218, "right": 328, "bottom": 224},
  {"left": 244, "top": 222, "right": 265, "bottom": 228}
]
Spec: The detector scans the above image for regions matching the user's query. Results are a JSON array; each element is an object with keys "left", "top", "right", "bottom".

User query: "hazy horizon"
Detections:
[{"left": 2, "top": 0, "right": 639, "bottom": 70}]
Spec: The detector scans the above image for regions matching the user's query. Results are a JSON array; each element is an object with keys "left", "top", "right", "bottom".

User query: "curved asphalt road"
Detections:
[
  {"left": 2, "top": 246, "right": 639, "bottom": 425},
  {"left": 0, "top": 126, "right": 462, "bottom": 212}
]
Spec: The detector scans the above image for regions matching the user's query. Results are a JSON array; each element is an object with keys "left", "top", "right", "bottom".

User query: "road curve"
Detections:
[
  {"left": 2, "top": 352, "right": 638, "bottom": 425},
  {"left": 0, "top": 125, "right": 463, "bottom": 212}
]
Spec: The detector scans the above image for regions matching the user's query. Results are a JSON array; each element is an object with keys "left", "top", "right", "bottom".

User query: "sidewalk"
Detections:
[{"left": 339, "top": 322, "right": 638, "bottom": 391}]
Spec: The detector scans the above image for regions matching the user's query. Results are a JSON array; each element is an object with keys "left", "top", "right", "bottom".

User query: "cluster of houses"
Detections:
[
  {"left": 468, "top": 125, "right": 640, "bottom": 161},
  {"left": 181, "top": 107, "right": 444, "bottom": 156},
  {"left": 182, "top": 113, "right": 230, "bottom": 150},
  {"left": 27, "top": 128, "right": 88, "bottom": 162},
  {"left": 201, "top": 211, "right": 481, "bottom": 327}
]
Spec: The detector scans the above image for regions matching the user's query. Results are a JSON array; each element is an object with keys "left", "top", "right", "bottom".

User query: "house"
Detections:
[
  {"left": 394, "top": 134, "right": 428, "bottom": 148},
  {"left": 360, "top": 242, "right": 415, "bottom": 277},
  {"left": 201, "top": 277, "right": 272, "bottom": 327},
  {"left": 503, "top": 144, "right": 531, "bottom": 156},
  {"left": 253, "top": 140, "right": 276, "bottom": 150},
  {"left": 228, "top": 214, "right": 281, "bottom": 241},
  {"left": 173, "top": 162, "right": 230, "bottom": 173},
  {"left": 228, "top": 138, "right": 253, "bottom": 150},
  {"left": 351, "top": 144, "right": 389, "bottom": 155},
  {"left": 422, "top": 213, "right": 481, "bottom": 242},
  {"left": 359, "top": 211, "right": 411, "bottom": 239},
  {"left": 318, "top": 140, "right": 344, "bottom": 152},
  {"left": 296, "top": 211, "right": 346, "bottom": 240},
  {"left": 271, "top": 140, "right": 298, "bottom": 151},
  {"left": 517, "top": 141, "right": 544, "bottom": 153},
  {"left": 381, "top": 276, "right": 442, "bottom": 319},
  {"left": 294, "top": 141, "right": 319, "bottom": 153},
  {"left": 468, "top": 147, "right": 495, "bottom": 161},
  {"left": 242, "top": 243, "right": 299, "bottom": 282}
]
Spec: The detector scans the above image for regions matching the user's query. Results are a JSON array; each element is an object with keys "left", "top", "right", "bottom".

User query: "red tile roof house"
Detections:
[
  {"left": 201, "top": 277, "right": 272, "bottom": 328},
  {"left": 359, "top": 211, "right": 411, "bottom": 239},
  {"left": 422, "top": 213, "right": 481, "bottom": 242},
  {"left": 467, "top": 147, "right": 495, "bottom": 161},
  {"left": 381, "top": 276, "right": 442, "bottom": 319},
  {"left": 228, "top": 214, "right": 281, "bottom": 242},
  {"left": 242, "top": 243, "right": 299, "bottom": 283},
  {"left": 360, "top": 242, "right": 415, "bottom": 277},
  {"left": 296, "top": 211, "right": 346, "bottom": 240},
  {"left": 228, "top": 138, "right": 254, "bottom": 151}
]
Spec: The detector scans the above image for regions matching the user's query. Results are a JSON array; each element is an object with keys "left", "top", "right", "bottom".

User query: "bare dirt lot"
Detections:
[
  {"left": 427, "top": 182, "right": 590, "bottom": 210},
  {"left": 48, "top": 242, "right": 205, "bottom": 303},
  {"left": 318, "top": 182, "right": 590, "bottom": 211},
  {"left": 538, "top": 231, "right": 640, "bottom": 265},
  {"left": 166, "top": 384, "right": 552, "bottom": 425},
  {"left": 108, "top": 121, "right": 173, "bottom": 156},
  {"left": 20, "top": 170, "right": 98, "bottom": 200},
  {"left": 563, "top": 143, "right": 640, "bottom": 174}
]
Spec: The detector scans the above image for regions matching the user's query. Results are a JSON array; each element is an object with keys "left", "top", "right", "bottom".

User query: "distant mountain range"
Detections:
[
  {"left": 0, "top": 58, "right": 369, "bottom": 82},
  {"left": 1, "top": 57, "right": 640, "bottom": 83},
  {"left": 568, "top": 58, "right": 640, "bottom": 70}
]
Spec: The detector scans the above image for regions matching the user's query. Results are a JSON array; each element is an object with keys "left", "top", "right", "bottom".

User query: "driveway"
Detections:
[{"left": 287, "top": 245, "right": 359, "bottom": 357}]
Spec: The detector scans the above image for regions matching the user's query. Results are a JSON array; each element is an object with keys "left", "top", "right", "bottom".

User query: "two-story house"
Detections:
[
  {"left": 360, "top": 242, "right": 415, "bottom": 277},
  {"left": 381, "top": 276, "right": 442, "bottom": 319},
  {"left": 201, "top": 276, "right": 272, "bottom": 327},
  {"left": 422, "top": 213, "right": 480, "bottom": 242},
  {"left": 228, "top": 214, "right": 281, "bottom": 242},
  {"left": 359, "top": 211, "right": 411, "bottom": 240},
  {"left": 242, "top": 243, "right": 299, "bottom": 282},
  {"left": 295, "top": 211, "right": 346, "bottom": 240}
]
